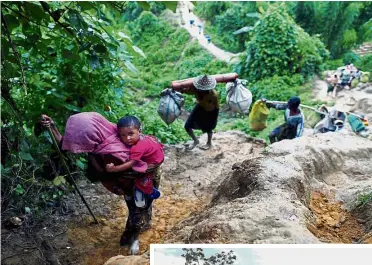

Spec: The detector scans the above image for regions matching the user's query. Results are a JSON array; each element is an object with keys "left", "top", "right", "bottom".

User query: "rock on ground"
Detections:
[{"left": 104, "top": 255, "right": 148, "bottom": 265}]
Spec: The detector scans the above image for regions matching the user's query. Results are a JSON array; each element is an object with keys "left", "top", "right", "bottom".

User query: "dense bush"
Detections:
[
  {"left": 240, "top": 4, "right": 328, "bottom": 82},
  {"left": 323, "top": 59, "right": 345, "bottom": 71},
  {"left": 357, "top": 54, "right": 372, "bottom": 72},
  {"left": 193, "top": 1, "right": 231, "bottom": 23},
  {"left": 249, "top": 74, "right": 305, "bottom": 103},
  {"left": 343, "top": 51, "right": 361, "bottom": 65}
]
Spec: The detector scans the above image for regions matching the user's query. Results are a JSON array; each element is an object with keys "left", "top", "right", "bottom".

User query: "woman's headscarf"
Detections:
[{"left": 62, "top": 112, "right": 146, "bottom": 172}]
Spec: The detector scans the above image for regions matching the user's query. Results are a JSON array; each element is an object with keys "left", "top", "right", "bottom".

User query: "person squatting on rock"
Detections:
[
  {"left": 180, "top": 75, "right": 219, "bottom": 150},
  {"left": 40, "top": 113, "right": 164, "bottom": 254},
  {"left": 264, "top": 96, "right": 304, "bottom": 144}
]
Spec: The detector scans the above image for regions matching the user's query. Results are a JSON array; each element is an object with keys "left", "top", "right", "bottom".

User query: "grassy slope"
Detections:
[{"left": 123, "top": 11, "right": 324, "bottom": 143}]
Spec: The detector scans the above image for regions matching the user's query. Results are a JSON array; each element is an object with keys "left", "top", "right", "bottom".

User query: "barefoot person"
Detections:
[{"left": 180, "top": 75, "right": 219, "bottom": 150}]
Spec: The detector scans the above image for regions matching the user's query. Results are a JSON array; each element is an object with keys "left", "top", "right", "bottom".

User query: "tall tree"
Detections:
[
  {"left": 321, "top": 1, "right": 364, "bottom": 58},
  {"left": 294, "top": 1, "right": 317, "bottom": 35},
  {"left": 181, "top": 248, "right": 237, "bottom": 265}
]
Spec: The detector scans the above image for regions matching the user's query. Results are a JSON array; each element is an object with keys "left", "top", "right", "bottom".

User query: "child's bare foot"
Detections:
[
  {"left": 186, "top": 140, "right": 199, "bottom": 150},
  {"left": 199, "top": 143, "right": 212, "bottom": 150}
]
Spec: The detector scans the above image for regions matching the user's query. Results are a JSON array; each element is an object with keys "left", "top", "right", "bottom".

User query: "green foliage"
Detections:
[
  {"left": 249, "top": 74, "right": 305, "bottom": 103},
  {"left": 240, "top": 4, "right": 328, "bottom": 82},
  {"left": 194, "top": 2, "right": 259, "bottom": 53},
  {"left": 321, "top": 2, "right": 364, "bottom": 58},
  {"left": 343, "top": 51, "right": 361, "bottom": 65},
  {"left": 323, "top": 59, "right": 344, "bottom": 71},
  {"left": 357, "top": 54, "right": 372, "bottom": 72},
  {"left": 0, "top": 1, "right": 175, "bottom": 221},
  {"left": 197, "top": 2, "right": 370, "bottom": 59},
  {"left": 193, "top": 2, "right": 231, "bottom": 23},
  {"left": 342, "top": 29, "right": 358, "bottom": 50},
  {"left": 356, "top": 192, "right": 372, "bottom": 208},
  {"left": 294, "top": 1, "right": 318, "bottom": 35}
]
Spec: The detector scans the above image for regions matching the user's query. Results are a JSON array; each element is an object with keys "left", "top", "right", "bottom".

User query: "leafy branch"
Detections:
[
  {"left": 40, "top": 1, "right": 83, "bottom": 46},
  {"left": 1, "top": 13, "right": 28, "bottom": 94}
]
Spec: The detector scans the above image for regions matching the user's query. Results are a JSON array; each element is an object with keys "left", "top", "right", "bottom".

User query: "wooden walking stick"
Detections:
[{"left": 46, "top": 126, "right": 99, "bottom": 224}]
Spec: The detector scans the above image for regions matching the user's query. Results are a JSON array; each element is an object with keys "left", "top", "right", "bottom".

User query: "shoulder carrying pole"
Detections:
[{"left": 47, "top": 127, "right": 99, "bottom": 224}]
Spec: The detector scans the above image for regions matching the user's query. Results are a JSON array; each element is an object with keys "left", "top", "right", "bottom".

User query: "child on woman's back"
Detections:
[{"left": 105, "top": 115, "right": 164, "bottom": 195}]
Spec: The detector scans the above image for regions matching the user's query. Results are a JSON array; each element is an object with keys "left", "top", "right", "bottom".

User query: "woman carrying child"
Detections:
[
  {"left": 40, "top": 112, "right": 164, "bottom": 254},
  {"left": 105, "top": 115, "right": 164, "bottom": 248}
]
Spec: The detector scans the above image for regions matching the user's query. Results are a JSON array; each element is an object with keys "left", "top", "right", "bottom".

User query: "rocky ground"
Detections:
[
  {"left": 2, "top": 129, "right": 371, "bottom": 265},
  {"left": 167, "top": 133, "right": 372, "bottom": 245}
]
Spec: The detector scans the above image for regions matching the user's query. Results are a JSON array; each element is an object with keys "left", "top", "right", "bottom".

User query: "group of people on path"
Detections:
[
  {"left": 168, "top": 74, "right": 305, "bottom": 148},
  {"left": 38, "top": 75, "right": 307, "bottom": 254},
  {"left": 188, "top": 10, "right": 211, "bottom": 44},
  {"left": 326, "top": 63, "right": 363, "bottom": 98}
]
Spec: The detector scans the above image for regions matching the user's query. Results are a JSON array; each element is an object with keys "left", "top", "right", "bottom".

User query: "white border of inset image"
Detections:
[{"left": 150, "top": 244, "right": 372, "bottom": 265}]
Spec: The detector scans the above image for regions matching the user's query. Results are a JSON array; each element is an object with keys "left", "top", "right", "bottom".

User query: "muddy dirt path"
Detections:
[
  {"left": 307, "top": 192, "right": 366, "bottom": 243},
  {"left": 68, "top": 132, "right": 265, "bottom": 264},
  {"left": 1, "top": 132, "right": 265, "bottom": 265}
]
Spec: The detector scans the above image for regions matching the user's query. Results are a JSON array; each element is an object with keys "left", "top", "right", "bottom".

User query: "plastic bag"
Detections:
[
  {"left": 226, "top": 79, "right": 252, "bottom": 114},
  {"left": 248, "top": 101, "right": 270, "bottom": 131},
  {"left": 157, "top": 88, "right": 185, "bottom": 125}
]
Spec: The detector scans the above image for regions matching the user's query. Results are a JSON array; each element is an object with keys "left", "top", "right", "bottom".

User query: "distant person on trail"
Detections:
[
  {"left": 205, "top": 34, "right": 211, "bottom": 44},
  {"left": 314, "top": 105, "right": 346, "bottom": 133},
  {"left": 340, "top": 69, "right": 351, "bottom": 88},
  {"left": 180, "top": 75, "right": 219, "bottom": 150},
  {"left": 190, "top": 19, "right": 195, "bottom": 27},
  {"left": 351, "top": 68, "right": 362, "bottom": 82},
  {"left": 197, "top": 24, "right": 202, "bottom": 34},
  {"left": 326, "top": 74, "right": 339, "bottom": 97},
  {"left": 346, "top": 63, "right": 356, "bottom": 72},
  {"left": 262, "top": 96, "right": 304, "bottom": 144}
]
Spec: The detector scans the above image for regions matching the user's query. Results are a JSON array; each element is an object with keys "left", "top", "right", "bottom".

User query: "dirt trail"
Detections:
[
  {"left": 307, "top": 192, "right": 365, "bottom": 243},
  {"left": 67, "top": 132, "right": 265, "bottom": 264},
  {"left": 0, "top": 132, "right": 264, "bottom": 265},
  {"left": 175, "top": 1, "right": 241, "bottom": 64},
  {"left": 67, "top": 188, "right": 204, "bottom": 265},
  {"left": 167, "top": 133, "right": 372, "bottom": 244}
]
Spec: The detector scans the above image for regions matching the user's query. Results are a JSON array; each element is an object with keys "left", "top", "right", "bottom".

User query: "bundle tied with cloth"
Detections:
[
  {"left": 225, "top": 78, "right": 252, "bottom": 114},
  {"left": 158, "top": 73, "right": 239, "bottom": 125}
]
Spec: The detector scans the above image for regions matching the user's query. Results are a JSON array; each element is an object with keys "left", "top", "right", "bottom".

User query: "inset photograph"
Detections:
[{"left": 153, "top": 246, "right": 371, "bottom": 265}]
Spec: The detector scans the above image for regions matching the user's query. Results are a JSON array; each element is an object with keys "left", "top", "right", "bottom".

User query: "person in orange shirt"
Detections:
[{"left": 180, "top": 75, "right": 219, "bottom": 150}]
